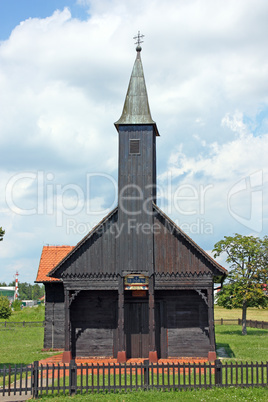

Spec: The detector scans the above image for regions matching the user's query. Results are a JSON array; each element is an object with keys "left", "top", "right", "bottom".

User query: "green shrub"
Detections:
[
  {"left": 12, "top": 299, "right": 22, "bottom": 311},
  {"left": 0, "top": 296, "right": 12, "bottom": 319}
]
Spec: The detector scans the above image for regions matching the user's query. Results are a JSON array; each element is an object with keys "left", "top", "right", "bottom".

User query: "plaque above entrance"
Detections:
[{"left": 124, "top": 274, "right": 149, "bottom": 290}]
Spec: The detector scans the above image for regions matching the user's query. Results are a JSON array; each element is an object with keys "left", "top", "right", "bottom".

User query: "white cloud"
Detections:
[{"left": 0, "top": 0, "right": 268, "bottom": 282}]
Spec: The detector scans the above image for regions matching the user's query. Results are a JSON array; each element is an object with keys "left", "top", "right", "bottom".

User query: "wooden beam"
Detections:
[
  {"left": 117, "top": 276, "right": 126, "bottom": 361},
  {"left": 207, "top": 287, "right": 216, "bottom": 352},
  {"left": 64, "top": 288, "right": 71, "bottom": 352},
  {"left": 148, "top": 276, "right": 157, "bottom": 361}
]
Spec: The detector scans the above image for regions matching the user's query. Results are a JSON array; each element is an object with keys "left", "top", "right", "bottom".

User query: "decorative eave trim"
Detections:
[
  {"left": 61, "top": 273, "right": 119, "bottom": 280},
  {"left": 155, "top": 272, "right": 212, "bottom": 278}
]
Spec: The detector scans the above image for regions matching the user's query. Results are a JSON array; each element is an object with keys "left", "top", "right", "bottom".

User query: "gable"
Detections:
[
  {"left": 153, "top": 204, "right": 227, "bottom": 279},
  {"left": 49, "top": 208, "right": 118, "bottom": 280}
]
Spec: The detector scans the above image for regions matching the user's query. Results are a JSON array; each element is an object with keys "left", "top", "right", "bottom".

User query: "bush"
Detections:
[
  {"left": 12, "top": 299, "right": 22, "bottom": 311},
  {"left": 0, "top": 296, "right": 12, "bottom": 319}
]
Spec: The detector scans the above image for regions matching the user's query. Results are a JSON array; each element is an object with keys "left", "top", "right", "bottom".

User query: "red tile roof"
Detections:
[{"left": 35, "top": 245, "right": 74, "bottom": 283}]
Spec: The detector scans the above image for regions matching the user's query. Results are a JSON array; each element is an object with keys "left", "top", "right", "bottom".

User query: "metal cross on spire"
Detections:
[{"left": 133, "top": 31, "right": 144, "bottom": 51}]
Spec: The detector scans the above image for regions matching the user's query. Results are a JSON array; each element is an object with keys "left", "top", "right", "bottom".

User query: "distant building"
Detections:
[
  {"left": 0, "top": 286, "right": 16, "bottom": 302},
  {"left": 21, "top": 300, "right": 37, "bottom": 307}
]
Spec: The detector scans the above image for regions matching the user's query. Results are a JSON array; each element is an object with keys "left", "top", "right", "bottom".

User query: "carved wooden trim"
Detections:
[
  {"left": 69, "top": 290, "right": 81, "bottom": 307},
  {"left": 155, "top": 272, "right": 212, "bottom": 278},
  {"left": 195, "top": 289, "right": 208, "bottom": 306},
  {"left": 62, "top": 272, "right": 119, "bottom": 279}
]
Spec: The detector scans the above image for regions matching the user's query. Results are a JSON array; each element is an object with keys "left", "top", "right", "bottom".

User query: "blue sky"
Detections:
[
  {"left": 0, "top": 0, "right": 88, "bottom": 40},
  {"left": 0, "top": 0, "right": 268, "bottom": 284}
]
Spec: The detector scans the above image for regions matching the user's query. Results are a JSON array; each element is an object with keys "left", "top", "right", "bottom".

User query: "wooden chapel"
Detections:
[{"left": 36, "top": 42, "right": 227, "bottom": 363}]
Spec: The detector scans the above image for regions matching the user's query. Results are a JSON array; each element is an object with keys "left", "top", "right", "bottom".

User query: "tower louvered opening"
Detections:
[{"left": 129, "top": 139, "right": 140, "bottom": 155}]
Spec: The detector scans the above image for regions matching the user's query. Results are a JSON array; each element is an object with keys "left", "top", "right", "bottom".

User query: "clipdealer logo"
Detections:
[
  {"left": 4, "top": 170, "right": 264, "bottom": 235},
  {"left": 227, "top": 171, "right": 263, "bottom": 232}
]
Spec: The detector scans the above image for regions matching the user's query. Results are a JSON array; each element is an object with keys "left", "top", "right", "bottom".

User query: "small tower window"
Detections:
[{"left": 129, "top": 139, "right": 140, "bottom": 155}]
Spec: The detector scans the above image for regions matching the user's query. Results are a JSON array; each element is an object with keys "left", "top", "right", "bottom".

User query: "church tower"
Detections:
[
  {"left": 115, "top": 41, "right": 159, "bottom": 277},
  {"left": 114, "top": 38, "right": 160, "bottom": 362}
]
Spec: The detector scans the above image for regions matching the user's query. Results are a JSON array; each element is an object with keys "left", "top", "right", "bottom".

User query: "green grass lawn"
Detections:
[
  {"left": 0, "top": 303, "right": 45, "bottom": 322},
  {"left": 0, "top": 305, "right": 54, "bottom": 368},
  {"left": 215, "top": 325, "right": 268, "bottom": 362},
  {"left": 35, "top": 387, "right": 268, "bottom": 401},
  {"left": 214, "top": 306, "right": 268, "bottom": 321}
]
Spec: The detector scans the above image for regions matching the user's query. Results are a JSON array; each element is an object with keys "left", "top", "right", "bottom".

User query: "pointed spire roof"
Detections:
[{"left": 115, "top": 46, "right": 159, "bottom": 136}]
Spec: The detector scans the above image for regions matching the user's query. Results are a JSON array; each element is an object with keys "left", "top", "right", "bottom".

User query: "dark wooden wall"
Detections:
[
  {"left": 44, "top": 283, "right": 65, "bottom": 349},
  {"left": 118, "top": 125, "right": 156, "bottom": 275},
  {"left": 154, "top": 211, "right": 215, "bottom": 276},
  {"left": 55, "top": 210, "right": 118, "bottom": 279},
  {"left": 70, "top": 290, "right": 117, "bottom": 357},
  {"left": 156, "top": 290, "right": 210, "bottom": 357}
]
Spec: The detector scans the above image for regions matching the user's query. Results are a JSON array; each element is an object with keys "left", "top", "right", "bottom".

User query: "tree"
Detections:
[
  {"left": 213, "top": 234, "right": 268, "bottom": 335},
  {"left": 0, "top": 227, "right": 4, "bottom": 241},
  {"left": 0, "top": 296, "right": 12, "bottom": 319},
  {"left": 18, "top": 282, "right": 45, "bottom": 300}
]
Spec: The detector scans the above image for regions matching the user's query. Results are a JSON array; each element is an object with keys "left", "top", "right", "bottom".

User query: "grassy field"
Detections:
[
  {"left": 215, "top": 325, "right": 268, "bottom": 362},
  {"left": 0, "top": 303, "right": 45, "bottom": 322},
  {"left": 36, "top": 387, "right": 268, "bottom": 401},
  {"left": 0, "top": 305, "right": 54, "bottom": 369},
  {"left": 214, "top": 306, "right": 268, "bottom": 321}
]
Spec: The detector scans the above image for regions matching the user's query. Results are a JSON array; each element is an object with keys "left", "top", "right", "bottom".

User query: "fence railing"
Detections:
[
  {"left": 1, "top": 360, "right": 267, "bottom": 398},
  {"left": 0, "top": 321, "right": 44, "bottom": 328},
  {"left": 1, "top": 319, "right": 267, "bottom": 329},
  {"left": 214, "top": 319, "right": 268, "bottom": 329}
]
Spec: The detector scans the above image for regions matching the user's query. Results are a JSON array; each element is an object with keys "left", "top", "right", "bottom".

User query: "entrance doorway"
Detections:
[
  {"left": 124, "top": 302, "right": 149, "bottom": 358},
  {"left": 124, "top": 301, "right": 161, "bottom": 358}
]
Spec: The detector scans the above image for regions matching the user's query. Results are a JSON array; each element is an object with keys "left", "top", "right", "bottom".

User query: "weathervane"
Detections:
[{"left": 133, "top": 31, "right": 144, "bottom": 51}]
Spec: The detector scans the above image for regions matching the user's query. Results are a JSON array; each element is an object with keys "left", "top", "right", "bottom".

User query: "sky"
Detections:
[{"left": 0, "top": 0, "right": 268, "bottom": 284}]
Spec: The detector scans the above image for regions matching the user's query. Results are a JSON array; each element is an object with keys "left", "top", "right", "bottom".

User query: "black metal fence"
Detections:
[{"left": 1, "top": 360, "right": 267, "bottom": 398}]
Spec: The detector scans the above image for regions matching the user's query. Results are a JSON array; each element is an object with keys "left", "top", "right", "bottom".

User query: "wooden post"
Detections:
[
  {"left": 207, "top": 287, "right": 216, "bottom": 362},
  {"left": 62, "top": 288, "right": 72, "bottom": 363},
  {"left": 148, "top": 276, "right": 157, "bottom": 363},
  {"left": 117, "top": 276, "right": 126, "bottom": 363}
]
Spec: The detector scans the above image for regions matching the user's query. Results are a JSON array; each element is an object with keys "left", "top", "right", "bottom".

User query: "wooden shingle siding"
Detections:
[
  {"left": 57, "top": 212, "right": 118, "bottom": 278},
  {"left": 44, "top": 283, "right": 65, "bottom": 349},
  {"left": 154, "top": 212, "right": 214, "bottom": 275},
  {"left": 70, "top": 290, "right": 117, "bottom": 357}
]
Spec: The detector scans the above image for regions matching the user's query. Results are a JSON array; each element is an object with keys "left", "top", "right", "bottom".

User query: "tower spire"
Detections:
[{"left": 115, "top": 34, "right": 159, "bottom": 136}]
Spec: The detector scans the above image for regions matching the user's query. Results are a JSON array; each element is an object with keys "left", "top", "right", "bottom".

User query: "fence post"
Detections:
[
  {"left": 214, "top": 359, "right": 222, "bottom": 387},
  {"left": 32, "top": 361, "right": 39, "bottom": 399},
  {"left": 144, "top": 360, "right": 149, "bottom": 389},
  {"left": 221, "top": 318, "right": 223, "bottom": 325},
  {"left": 8, "top": 365, "right": 11, "bottom": 396},
  {"left": 69, "top": 359, "right": 77, "bottom": 395}
]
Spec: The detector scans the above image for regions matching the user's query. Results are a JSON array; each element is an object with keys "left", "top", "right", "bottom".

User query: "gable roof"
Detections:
[
  {"left": 44, "top": 203, "right": 226, "bottom": 281},
  {"left": 153, "top": 203, "right": 227, "bottom": 276},
  {"left": 48, "top": 207, "right": 118, "bottom": 278},
  {"left": 35, "top": 245, "right": 74, "bottom": 283}
]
